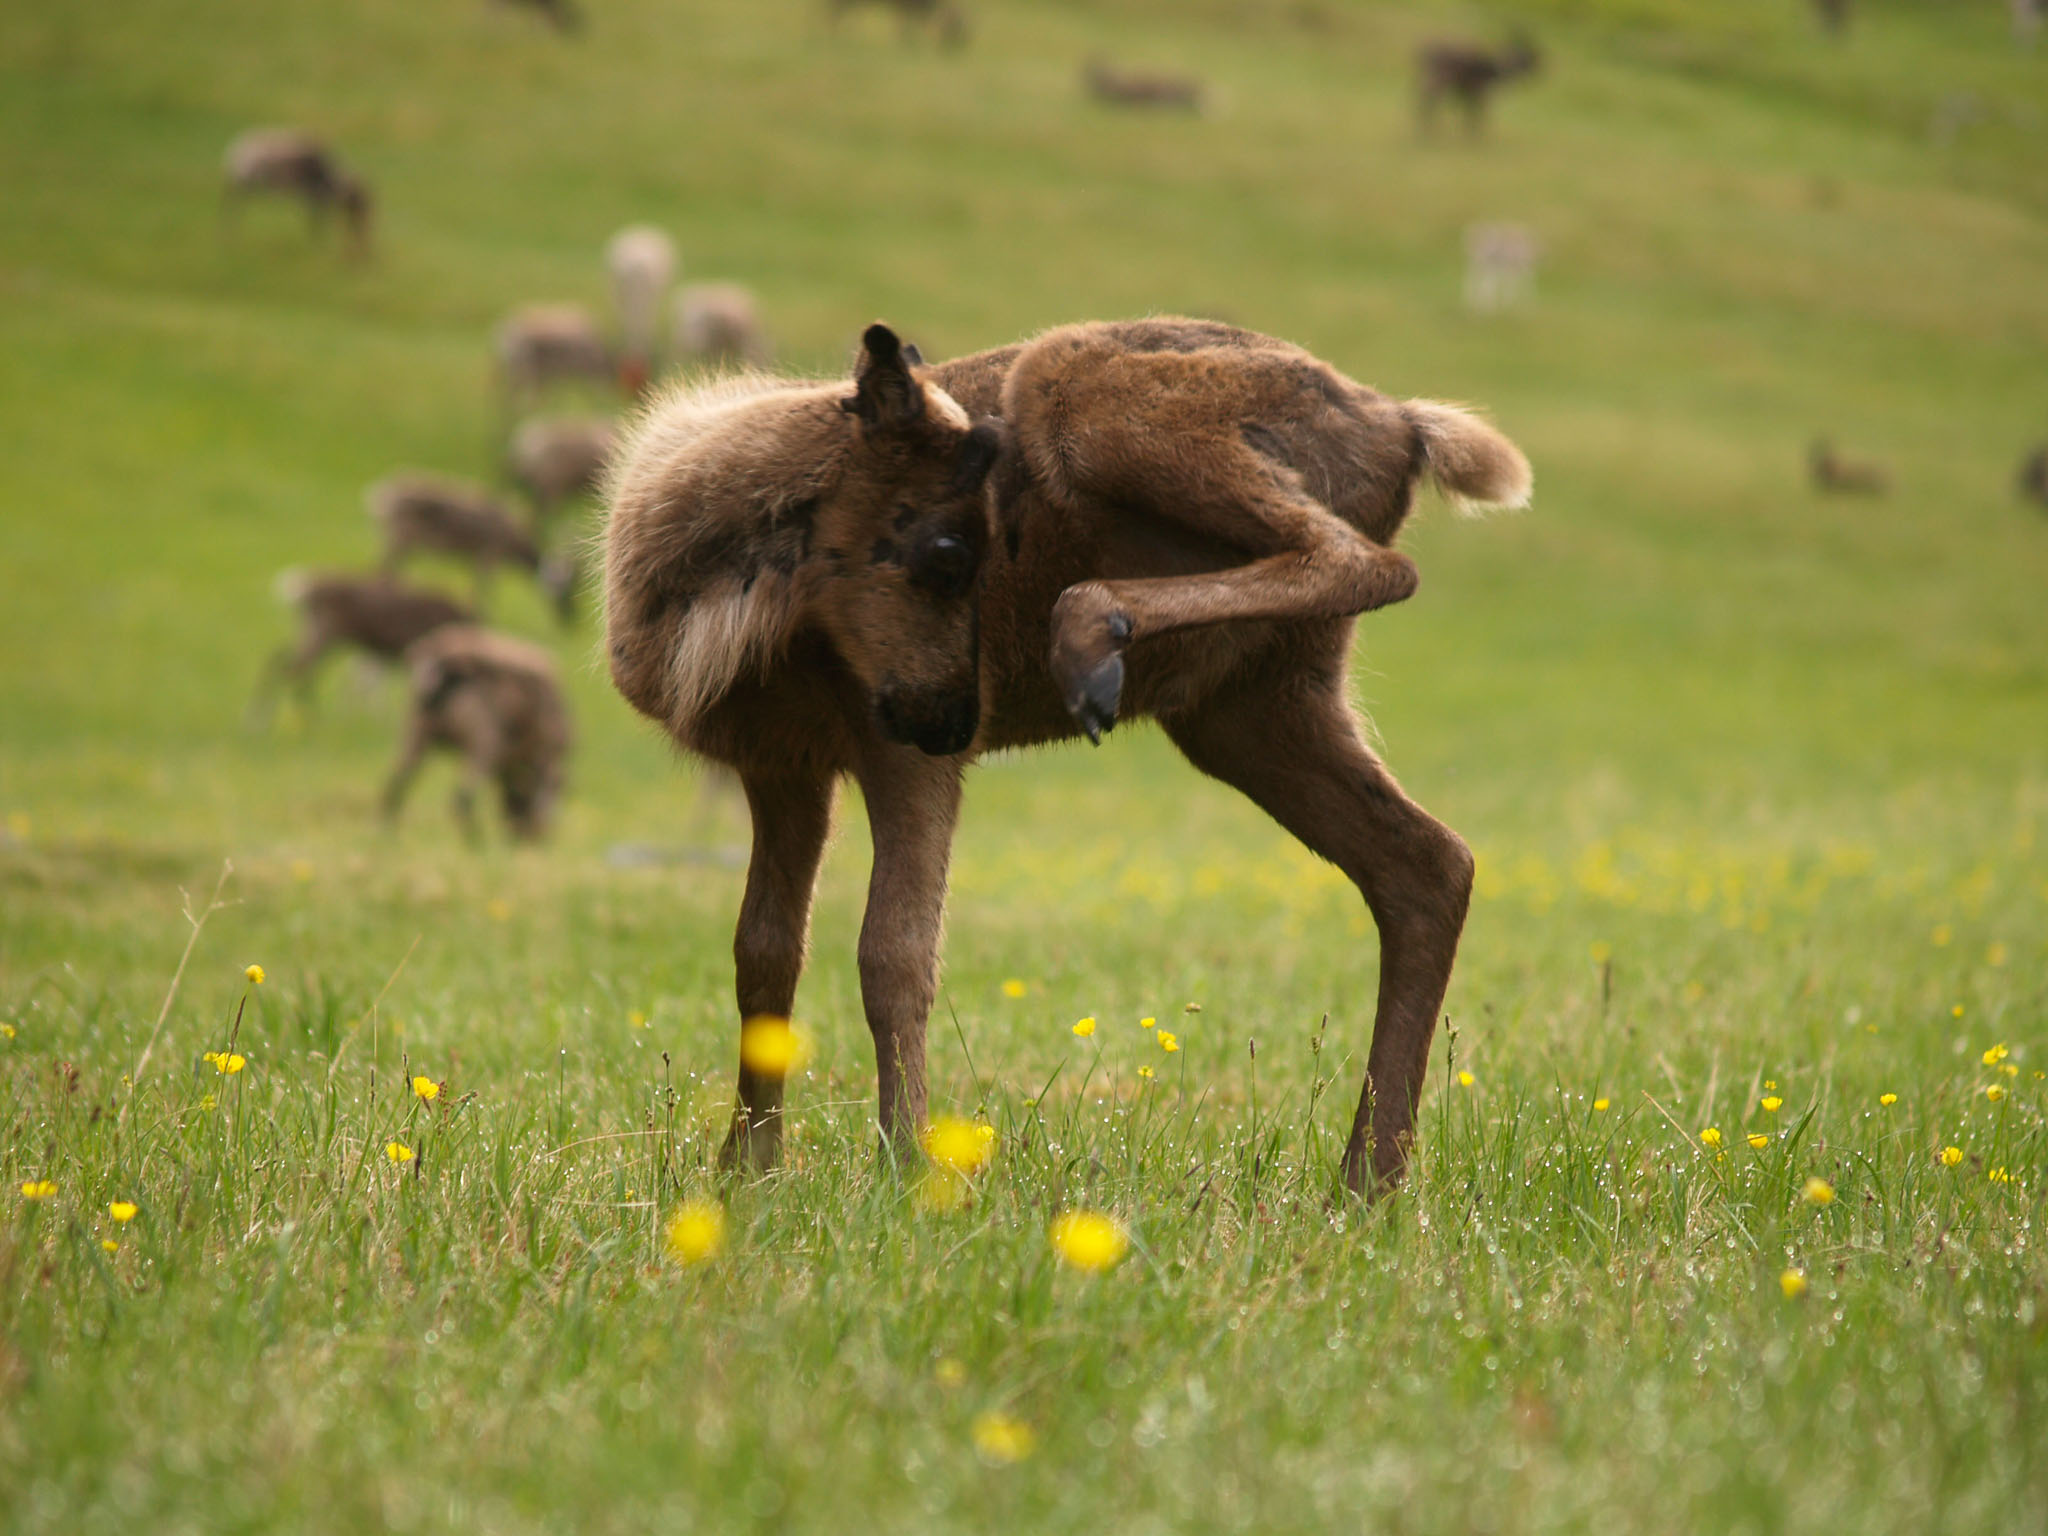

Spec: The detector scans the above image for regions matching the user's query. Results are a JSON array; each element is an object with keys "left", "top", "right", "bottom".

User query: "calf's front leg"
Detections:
[{"left": 852, "top": 743, "right": 964, "bottom": 1157}]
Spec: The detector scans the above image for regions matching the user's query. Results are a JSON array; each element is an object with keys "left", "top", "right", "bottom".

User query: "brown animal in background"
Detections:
[
  {"left": 498, "top": 305, "right": 615, "bottom": 411},
  {"left": 1416, "top": 34, "right": 1541, "bottom": 136},
  {"left": 510, "top": 416, "right": 616, "bottom": 523},
  {"left": 495, "top": 0, "right": 583, "bottom": 33},
  {"left": 1812, "top": 0, "right": 1852, "bottom": 35},
  {"left": 251, "top": 571, "right": 473, "bottom": 723},
  {"left": 1809, "top": 439, "right": 1890, "bottom": 495},
  {"left": 2016, "top": 445, "right": 2048, "bottom": 508},
  {"left": 674, "top": 285, "right": 772, "bottom": 371},
  {"left": 221, "top": 128, "right": 373, "bottom": 257},
  {"left": 607, "top": 226, "right": 677, "bottom": 395},
  {"left": 383, "top": 626, "right": 571, "bottom": 842},
  {"left": 603, "top": 317, "right": 1530, "bottom": 1196},
  {"left": 828, "top": 0, "right": 968, "bottom": 48},
  {"left": 368, "top": 473, "right": 577, "bottom": 621},
  {"left": 1084, "top": 57, "right": 1207, "bottom": 112}
]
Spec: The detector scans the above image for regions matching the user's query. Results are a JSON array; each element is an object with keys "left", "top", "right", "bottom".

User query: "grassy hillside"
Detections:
[{"left": 2, "top": 1, "right": 2045, "bottom": 1531}]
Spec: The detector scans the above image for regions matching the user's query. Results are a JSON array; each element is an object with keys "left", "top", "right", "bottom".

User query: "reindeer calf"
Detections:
[
  {"left": 1809, "top": 439, "right": 1890, "bottom": 495},
  {"left": 383, "top": 626, "right": 570, "bottom": 842},
  {"left": 829, "top": 0, "right": 968, "bottom": 47},
  {"left": 222, "top": 128, "right": 373, "bottom": 257},
  {"left": 674, "top": 284, "right": 772, "bottom": 371},
  {"left": 1084, "top": 57, "right": 1207, "bottom": 112},
  {"left": 498, "top": 304, "right": 615, "bottom": 410},
  {"left": 510, "top": 416, "right": 616, "bottom": 523},
  {"left": 252, "top": 572, "right": 472, "bottom": 722},
  {"left": 368, "top": 473, "right": 576, "bottom": 621},
  {"left": 1417, "top": 34, "right": 1541, "bottom": 136}
]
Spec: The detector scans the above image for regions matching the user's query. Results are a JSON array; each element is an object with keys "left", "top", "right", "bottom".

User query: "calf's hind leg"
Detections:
[
  {"left": 722, "top": 766, "right": 835, "bottom": 1171},
  {"left": 1165, "top": 674, "right": 1474, "bottom": 1196}
]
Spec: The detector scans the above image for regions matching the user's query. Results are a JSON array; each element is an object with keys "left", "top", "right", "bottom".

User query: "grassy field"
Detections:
[{"left": 4, "top": 0, "right": 2046, "bottom": 1530}]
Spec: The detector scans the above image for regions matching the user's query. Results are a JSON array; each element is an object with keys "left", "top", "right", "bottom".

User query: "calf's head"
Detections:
[{"left": 815, "top": 323, "right": 1004, "bottom": 756}]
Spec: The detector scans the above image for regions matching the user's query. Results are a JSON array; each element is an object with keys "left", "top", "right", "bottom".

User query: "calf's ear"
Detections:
[{"left": 841, "top": 322, "right": 925, "bottom": 429}]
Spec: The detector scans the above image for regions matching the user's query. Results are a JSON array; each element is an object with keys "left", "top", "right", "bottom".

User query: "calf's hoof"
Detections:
[{"left": 1065, "top": 653, "right": 1125, "bottom": 744}]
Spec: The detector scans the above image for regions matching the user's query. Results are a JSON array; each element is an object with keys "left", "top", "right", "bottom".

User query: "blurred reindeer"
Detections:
[
  {"left": 1464, "top": 223, "right": 1539, "bottom": 312},
  {"left": 1084, "top": 57, "right": 1207, "bottom": 113},
  {"left": 498, "top": 304, "right": 614, "bottom": 412},
  {"left": 2016, "top": 0, "right": 2044, "bottom": 47},
  {"left": 510, "top": 416, "right": 616, "bottom": 524},
  {"left": 606, "top": 226, "right": 676, "bottom": 395},
  {"left": 383, "top": 626, "right": 571, "bottom": 843},
  {"left": 1809, "top": 439, "right": 1890, "bottom": 495},
  {"left": 494, "top": 0, "right": 582, "bottom": 32},
  {"left": 1417, "top": 34, "right": 1540, "bottom": 137},
  {"left": 368, "top": 473, "right": 577, "bottom": 622},
  {"left": 221, "top": 129, "right": 373, "bottom": 257},
  {"left": 1813, "top": 0, "right": 1852, "bottom": 36},
  {"left": 2016, "top": 444, "right": 2048, "bottom": 510},
  {"left": 252, "top": 572, "right": 472, "bottom": 724},
  {"left": 828, "top": 0, "right": 968, "bottom": 48},
  {"left": 674, "top": 284, "right": 772, "bottom": 371}
]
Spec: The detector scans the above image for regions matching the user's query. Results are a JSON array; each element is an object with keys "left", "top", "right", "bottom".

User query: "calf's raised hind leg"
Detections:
[
  {"left": 722, "top": 766, "right": 835, "bottom": 1171},
  {"left": 852, "top": 743, "right": 964, "bottom": 1159},
  {"left": 1165, "top": 673, "right": 1474, "bottom": 1196}
]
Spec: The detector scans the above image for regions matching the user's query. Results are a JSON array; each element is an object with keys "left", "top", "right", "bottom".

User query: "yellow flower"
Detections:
[
  {"left": 1747, "top": 1133, "right": 1769, "bottom": 1150},
  {"left": 20, "top": 1180, "right": 56, "bottom": 1202},
  {"left": 101, "top": 1238, "right": 120, "bottom": 1254},
  {"left": 1986, "top": 1084, "right": 2006, "bottom": 1103},
  {"left": 1981, "top": 1042, "right": 2009, "bottom": 1066},
  {"left": 1951, "top": 1004, "right": 1965, "bottom": 1019},
  {"left": 385, "top": 1141, "right": 414, "bottom": 1165},
  {"left": 109, "top": 1201, "right": 138, "bottom": 1224},
  {"left": 486, "top": 898, "right": 511, "bottom": 922},
  {"left": 1699, "top": 1127, "right": 1722, "bottom": 1148},
  {"left": 1183, "top": 1002, "right": 1201, "bottom": 1014},
  {"left": 1138, "top": 1016, "right": 1156, "bottom": 1031},
  {"left": 1760, "top": 1096, "right": 1782, "bottom": 1114},
  {"left": 1051, "top": 1210, "right": 1128, "bottom": 1273},
  {"left": 1137, "top": 1065, "right": 1155, "bottom": 1079},
  {"left": 1588, "top": 940, "right": 1612, "bottom": 964},
  {"left": 1071, "top": 1016, "right": 1096, "bottom": 1038},
  {"left": 203, "top": 1051, "right": 247, "bottom": 1075},
  {"left": 665, "top": 1200, "right": 726, "bottom": 1265},
  {"left": 921, "top": 1117, "right": 996, "bottom": 1176},
  {"left": 1157, "top": 1030, "right": 1180, "bottom": 1053},
  {"left": 1764, "top": 1080, "right": 1778, "bottom": 1091},
  {"left": 1802, "top": 1177, "right": 1835, "bottom": 1206},
  {"left": 0, "top": 1023, "right": 15, "bottom": 1039},
  {"left": 934, "top": 1358, "right": 968, "bottom": 1388},
  {"left": 738, "top": 1015, "right": 808, "bottom": 1079},
  {"left": 1592, "top": 1097, "right": 1610, "bottom": 1113},
  {"left": 1985, "top": 942, "right": 2008, "bottom": 967},
  {"left": 1987, "top": 1166, "right": 2012, "bottom": 1185},
  {"left": 244, "top": 964, "right": 265, "bottom": 985},
  {"left": 1878, "top": 1093, "right": 1897, "bottom": 1107},
  {"left": 1931, "top": 924, "right": 1952, "bottom": 947},
  {"left": 628, "top": 1010, "right": 648, "bottom": 1029},
  {"left": 1779, "top": 1268, "right": 1808, "bottom": 1300},
  {"left": 198, "top": 1094, "right": 216, "bottom": 1113},
  {"left": 1001, "top": 978, "right": 1027, "bottom": 999},
  {"left": 411, "top": 1075, "right": 440, "bottom": 1102},
  {"left": 1940, "top": 1145, "right": 1963, "bottom": 1167},
  {"left": 917, "top": 1169, "right": 972, "bottom": 1213},
  {"left": 970, "top": 1411, "right": 1036, "bottom": 1464},
  {"left": 1457, "top": 1070, "right": 1475, "bottom": 1088},
  {"left": 289, "top": 858, "right": 315, "bottom": 883}
]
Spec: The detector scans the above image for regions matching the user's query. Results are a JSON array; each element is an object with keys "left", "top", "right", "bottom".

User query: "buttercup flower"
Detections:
[
  {"left": 109, "top": 1201, "right": 138, "bottom": 1223},
  {"left": 739, "top": 1015, "right": 807, "bottom": 1078},
  {"left": 0, "top": 1023, "right": 16, "bottom": 1039},
  {"left": 1878, "top": 1093, "right": 1897, "bottom": 1107},
  {"left": 629, "top": 1010, "right": 648, "bottom": 1029},
  {"left": 1982, "top": 1043, "right": 2008, "bottom": 1065},
  {"left": 1940, "top": 1146, "right": 1964, "bottom": 1167},
  {"left": 203, "top": 1051, "right": 246, "bottom": 1075},
  {"left": 20, "top": 1180, "right": 56, "bottom": 1202},
  {"left": 971, "top": 1411, "right": 1035, "bottom": 1464},
  {"left": 1072, "top": 1017, "right": 1096, "bottom": 1038},
  {"left": 385, "top": 1141, "right": 414, "bottom": 1165},
  {"left": 934, "top": 1358, "right": 968, "bottom": 1388},
  {"left": 1987, "top": 1166, "right": 2012, "bottom": 1185},
  {"left": 1592, "top": 1097, "right": 1610, "bottom": 1113},
  {"left": 411, "top": 1075, "right": 440, "bottom": 1102},
  {"left": 1457, "top": 1070, "right": 1475, "bottom": 1088},
  {"left": 1137, "top": 1065, "right": 1155, "bottom": 1079},
  {"left": 244, "top": 964, "right": 265, "bottom": 985},
  {"left": 921, "top": 1117, "right": 996, "bottom": 1176},
  {"left": 1001, "top": 979, "right": 1027, "bottom": 999},
  {"left": 101, "top": 1238, "right": 120, "bottom": 1254},
  {"left": 1699, "top": 1127, "right": 1722, "bottom": 1148},
  {"left": 1760, "top": 1096, "right": 1782, "bottom": 1114},
  {"left": 1802, "top": 1177, "right": 1835, "bottom": 1206},
  {"left": 1747, "top": 1133, "right": 1769, "bottom": 1150},
  {"left": 1986, "top": 1084, "right": 2005, "bottom": 1103},
  {"left": 1780, "top": 1269, "right": 1808, "bottom": 1300},
  {"left": 1051, "top": 1210, "right": 1128, "bottom": 1273},
  {"left": 666, "top": 1200, "right": 726, "bottom": 1265},
  {"left": 1157, "top": 1030, "right": 1180, "bottom": 1053},
  {"left": 1139, "top": 1016, "right": 1156, "bottom": 1031}
]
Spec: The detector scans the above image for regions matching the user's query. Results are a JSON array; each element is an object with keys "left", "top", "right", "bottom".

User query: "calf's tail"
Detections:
[{"left": 1403, "top": 399, "right": 1532, "bottom": 513}]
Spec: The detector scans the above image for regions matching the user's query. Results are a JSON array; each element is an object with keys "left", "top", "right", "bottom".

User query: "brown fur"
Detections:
[
  {"left": 601, "top": 317, "right": 1530, "bottom": 1195},
  {"left": 383, "top": 626, "right": 571, "bottom": 842},
  {"left": 2015, "top": 444, "right": 2047, "bottom": 508},
  {"left": 368, "top": 473, "right": 576, "bottom": 621},
  {"left": 1416, "top": 35, "right": 1540, "bottom": 137},
  {"left": 1808, "top": 439, "right": 1890, "bottom": 495},
  {"left": 1084, "top": 58, "right": 1207, "bottom": 113},
  {"left": 221, "top": 128, "right": 372, "bottom": 257},
  {"left": 252, "top": 571, "right": 472, "bottom": 722}
]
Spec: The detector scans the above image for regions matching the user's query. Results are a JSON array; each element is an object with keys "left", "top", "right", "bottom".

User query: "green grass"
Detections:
[{"left": 3, "top": 0, "right": 2046, "bottom": 1530}]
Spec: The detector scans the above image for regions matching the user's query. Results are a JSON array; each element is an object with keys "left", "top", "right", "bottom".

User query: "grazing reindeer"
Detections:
[
  {"left": 1809, "top": 439, "right": 1890, "bottom": 495},
  {"left": 1812, "top": 0, "right": 1852, "bottom": 35},
  {"left": 1417, "top": 34, "right": 1541, "bottom": 137},
  {"left": 607, "top": 226, "right": 676, "bottom": 395},
  {"left": 1464, "top": 222, "right": 1539, "bottom": 312},
  {"left": 495, "top": 0, "right": 583, "bottom": 32},
  {"left": 2016, "top": 444, "right": 2048, "bottom": 509},
  {"left": 383, "top": 626, "right": 571, "bottom": 842},
  {"left": 1084, "top": 57, "right": 1207, "bottom": 112},
  {"left": 828, "top": 0, "right": 968, "bottom": 48},
  {"left": 498, "top": 304, "right": 615, "bottom": 411},
  {"left": 510, "top": 415, "right": 615, "bottom": 523},
  {"left": 252, "top": 572, "right": 472, "bottom": 723},
  {"left": 368, "top": 473, "right": 577, "bottom": 622},
  {"left": 603, "top": 317, "right": 1530, "bottom": 1196},
  {"left": 221, "top": 128, "right": 373, "bottom": 257},
  {"left": 673, "top": 284, "right": 772, "bottom": 371}
]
